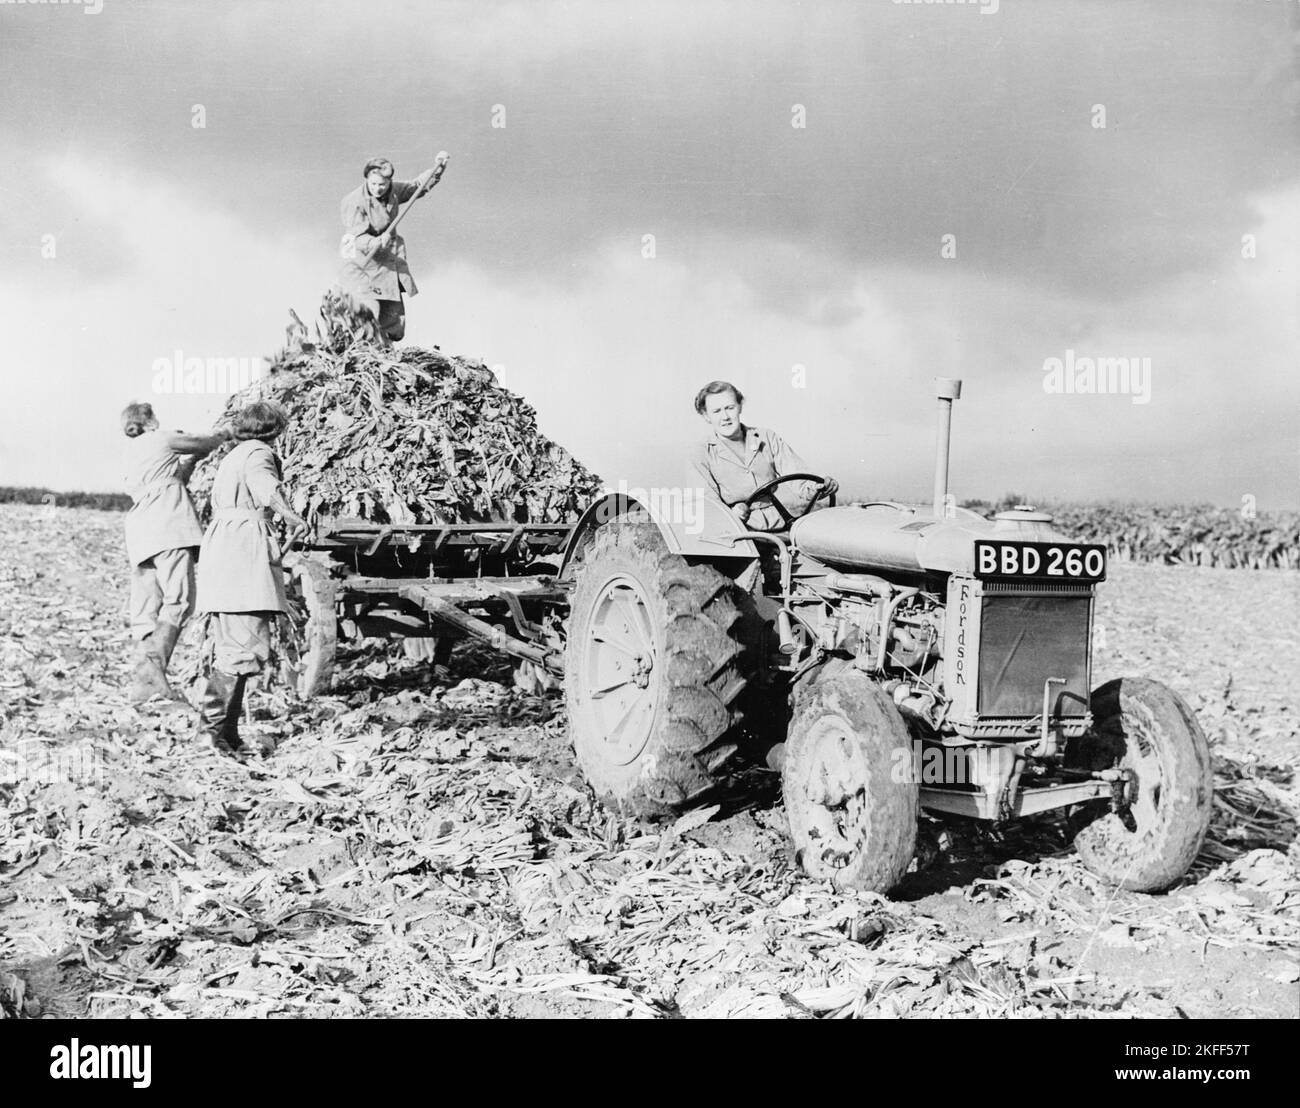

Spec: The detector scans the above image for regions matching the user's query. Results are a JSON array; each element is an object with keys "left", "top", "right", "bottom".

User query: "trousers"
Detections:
[
  {"left": 376, "top": 297, "right": 406, "bottom": 341},
  {"left": 209, "top": 612, "right": 276, "bottom": 675},
  {"left": 129, "top": 547, "right": 196, "bottom": 640}
]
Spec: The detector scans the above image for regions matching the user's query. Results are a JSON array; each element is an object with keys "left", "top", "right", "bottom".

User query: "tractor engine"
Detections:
[
  {"left": 817, "top": 583, "right": 943, "bottom": 672},
  {"left": 807, "top": 577, "right": 947, "bottom": 728}
]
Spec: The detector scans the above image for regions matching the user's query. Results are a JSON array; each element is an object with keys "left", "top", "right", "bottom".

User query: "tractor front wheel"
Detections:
[
  {"left": 783, "top": 669, "right": 918, "bottom": 894},
  {"left": 1070, "top": 677, "right": 1213, "bottom": 892}
]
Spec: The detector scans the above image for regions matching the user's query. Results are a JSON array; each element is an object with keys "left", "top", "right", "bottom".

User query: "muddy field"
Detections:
[{"left": 1, "top": 504, "right": 1296, "bottom": 1019}]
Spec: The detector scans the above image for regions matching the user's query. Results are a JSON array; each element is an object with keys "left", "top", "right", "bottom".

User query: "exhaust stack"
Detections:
[{"left": 932, "top": 377, "right": 962, "bottom": 518}]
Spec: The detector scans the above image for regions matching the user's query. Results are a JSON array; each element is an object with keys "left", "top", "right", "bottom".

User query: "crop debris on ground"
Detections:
[{"left": 2, "top": 506, "right": 1296, "bottom": 1019}]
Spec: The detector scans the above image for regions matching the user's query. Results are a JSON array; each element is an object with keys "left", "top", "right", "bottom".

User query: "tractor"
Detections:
[
  {"left": 284, "top": 378, "right": 1213, "bottom": 894},
  {"left": 557, "top": 378, "right": 1213, "bottom": 892}
]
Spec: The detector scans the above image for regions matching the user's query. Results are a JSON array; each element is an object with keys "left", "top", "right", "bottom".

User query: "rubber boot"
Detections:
[
  {"left": 150, "top": 621, "right": 186, "bottom": 701},
  {"left": 223, "top": 674, "right": 249, "bottom": 753},
  {"left": 195, "top": 670, "right": 242, "bottom": 755},
  {"left": 225, "top": 674, "right": 275, "bottom": 757},
  {"left": 128, "top": 634, "right": 172, "bottom": 704},
  {"left": 153, "top": 620, "right": 182, "bottom": 669}
]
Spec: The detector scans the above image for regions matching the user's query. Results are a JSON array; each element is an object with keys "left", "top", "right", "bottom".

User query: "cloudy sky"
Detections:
[{"left": 1, "top": 0, "right": 1296, "bottom": 508}]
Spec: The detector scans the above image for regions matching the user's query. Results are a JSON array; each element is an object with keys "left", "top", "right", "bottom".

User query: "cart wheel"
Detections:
[{"left": 280, "top": 553, "right": 338, "bottom": 698}]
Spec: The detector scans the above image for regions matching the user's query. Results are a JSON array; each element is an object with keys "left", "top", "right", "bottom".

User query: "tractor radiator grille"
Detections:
[
  {"left": 978, "top": 594, "right": 1090, "bottom": 717},
  {"left": 981, "top": 580, "right": 1094, "bottom": 596}
]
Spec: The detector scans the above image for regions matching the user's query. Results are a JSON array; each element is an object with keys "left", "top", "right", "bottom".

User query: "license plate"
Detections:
[{"left": 974, "top": 540, "right": 1107, "bottom": 581}]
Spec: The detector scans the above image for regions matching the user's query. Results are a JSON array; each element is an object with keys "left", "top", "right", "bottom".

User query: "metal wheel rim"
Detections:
[
  {"left": 581, "top": 573, "right": 659, "bottom": 766},
  {"left": 800, "top": 716, "right": 869, "bottom": 866},
  {"left": 1123, "top": 729, "right": 1162, "bottom": 832}
]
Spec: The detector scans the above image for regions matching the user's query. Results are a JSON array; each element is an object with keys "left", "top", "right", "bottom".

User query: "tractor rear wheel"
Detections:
[
  {"left": 565, "top": 516, "right": 754, "bottom": 817},
  {"left": 783, "top": 669, "right": 918, "bottom": 893},
  {"left": 1070, "top": 677, "right": 1213, "bottom": 892}
]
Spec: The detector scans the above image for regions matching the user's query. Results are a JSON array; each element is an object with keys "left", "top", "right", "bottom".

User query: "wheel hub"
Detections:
[{"left": 581, "top": 574, "right": 659, "bottom": 766}]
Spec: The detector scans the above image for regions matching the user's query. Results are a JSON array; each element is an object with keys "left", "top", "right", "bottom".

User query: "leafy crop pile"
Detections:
[{"left": 191, "top": 293, "right": 603, "bottom": 526}]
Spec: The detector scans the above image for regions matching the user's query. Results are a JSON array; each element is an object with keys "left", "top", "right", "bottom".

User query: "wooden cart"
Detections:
[{"left": 280, "top": 516, "right": 576, "bottom": 697}]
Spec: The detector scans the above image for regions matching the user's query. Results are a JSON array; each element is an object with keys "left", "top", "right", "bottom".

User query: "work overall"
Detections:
[
  {"left": 123, "top": 430, "right": 205, "bottom": 702},
  {"left": 194, "top": 440, "right": 290, "bottom": 753},
  {"left": 337, "top": 179, "right": 423, "bottom": 342}
]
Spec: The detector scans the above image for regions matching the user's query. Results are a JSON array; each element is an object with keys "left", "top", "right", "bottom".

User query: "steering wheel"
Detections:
[{"left": 739, "top": 473, "right": 835, "bottom": 528}]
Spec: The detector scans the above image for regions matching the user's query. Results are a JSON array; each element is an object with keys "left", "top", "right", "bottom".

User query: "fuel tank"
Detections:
[{"left": 789, "top": 503, "right": 1069, "bottom": 576}]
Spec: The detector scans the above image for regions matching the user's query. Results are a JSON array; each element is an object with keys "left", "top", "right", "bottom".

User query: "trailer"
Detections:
[{"left": 279, "top": 516, "right": 576, "bottom": 698}]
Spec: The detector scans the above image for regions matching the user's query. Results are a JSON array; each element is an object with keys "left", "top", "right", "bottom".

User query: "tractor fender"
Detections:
[{"left": 558, "top": 492, "right": 759, "bottom": 581}]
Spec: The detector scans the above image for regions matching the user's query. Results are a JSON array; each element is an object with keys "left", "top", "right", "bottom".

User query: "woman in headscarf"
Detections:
[
  {"left": 194, "top": 400, "right": 310, "bottom": 755},
  {"left": 120, "top": 401, "right": 229, "bottom": 704}
]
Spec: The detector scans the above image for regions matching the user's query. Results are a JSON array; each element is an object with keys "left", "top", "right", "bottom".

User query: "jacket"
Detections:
[
  {"left": 122, "top": 429, "right": 205, "bottom": 565},
  {"left": 337, "top": 179, "right": 423, "bottom": 303},
  {"left": 196, "top": 440, "right": 290, "bottom": 614}
]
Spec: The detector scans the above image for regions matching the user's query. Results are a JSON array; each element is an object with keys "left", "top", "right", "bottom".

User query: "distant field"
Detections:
[
  {"left": 4, "top": 487, "right": 1296, "bottom": 570},
  {"left": 0, "top": 487, "right": 131, "bottom": 512}
]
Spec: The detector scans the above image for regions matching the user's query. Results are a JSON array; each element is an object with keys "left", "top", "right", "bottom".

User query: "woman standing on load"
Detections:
[
  {"left": 194, "top": 401, "right": 310, "bottom": 756},
  {"left": 121, "top": 402, "right": 229, "bottom": 705},
  {"left": 337, "top": 155, "right": 447, "bottom": 343}
]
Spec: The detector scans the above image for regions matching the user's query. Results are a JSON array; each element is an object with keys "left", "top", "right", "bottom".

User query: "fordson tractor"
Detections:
[
  {"left": 285, "top": 378, "right": 1213, "bottom": 895},
  {"left": 557, "top": 378, "right": 1213, "bottom": 893}
]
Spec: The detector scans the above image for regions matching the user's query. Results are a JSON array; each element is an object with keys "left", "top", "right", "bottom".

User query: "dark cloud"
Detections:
[
  {"left": 1, "top": 0, "right": 1294, "bottom": 505},
  {"left": 3, "top": 0, "right": 1295, "bottom": 303}
]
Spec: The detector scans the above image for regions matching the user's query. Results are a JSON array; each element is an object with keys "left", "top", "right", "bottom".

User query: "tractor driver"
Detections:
[{"left": 689, "top": 380, "right": 838, "bottom": 532}]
